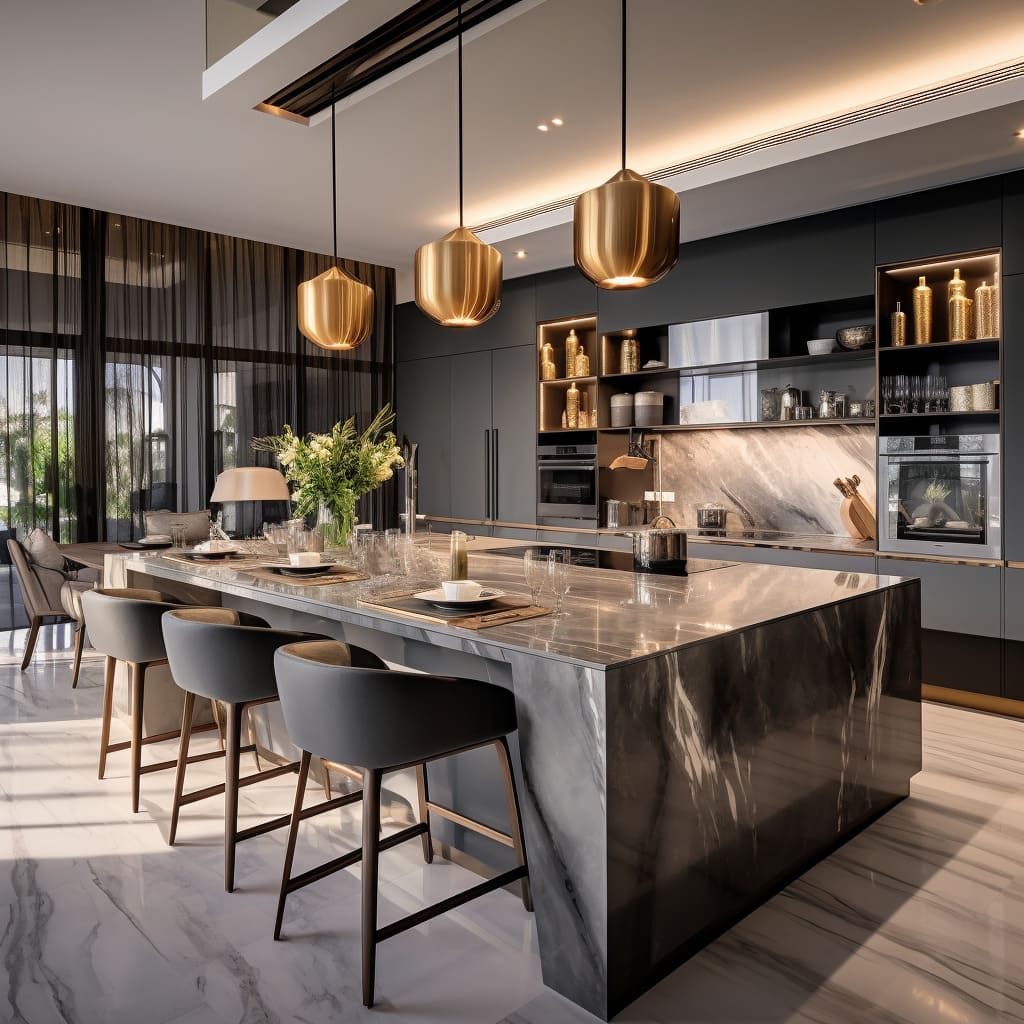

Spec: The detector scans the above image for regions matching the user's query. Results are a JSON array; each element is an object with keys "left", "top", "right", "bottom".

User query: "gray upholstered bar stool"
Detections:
[
  {"left": 161, "top": 609, "right": 371, "bottom": 892},
  {"left": 80, "top": 587, "right": 218, "bottom": 812},
  {"left": 272, "top": 640, "right": 532, "bottom": 1009}
]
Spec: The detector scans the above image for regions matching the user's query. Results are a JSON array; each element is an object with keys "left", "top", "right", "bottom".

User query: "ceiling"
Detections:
[{"left": 2, "top": 0, "right": 1024, "bottom": 301}]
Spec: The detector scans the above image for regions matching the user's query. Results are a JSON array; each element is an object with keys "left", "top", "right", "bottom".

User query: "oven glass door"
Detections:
[
  {"left": 537, "top": 462, "right": 597, "bottom": 514},
  {"left": 887, "top": 456, "right": 989, "bottom": 547}
]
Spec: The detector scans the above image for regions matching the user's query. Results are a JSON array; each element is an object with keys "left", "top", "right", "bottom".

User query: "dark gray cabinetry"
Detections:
[
  {"left": 874, "top": 178, "right": 1003, "bottom": 266},
  {"left": 1002, "top": 172, "right": 1024, "bottom": 276},
  {"left": 1003, "top": 275, "right": 1024, "bottom": 561},
  {"left": 535, "top": 267, "right": 597, "bottom": 322},
  {"left": 1004, "top": 568, "right": 1024, "bottom": 701},
  {"left": 395, "top": 356, "right": 451, "bottom": 517},
  {"left": 875, "top": 557, "right": 1001, "bottom": 637},
  {"left": 397, "top": 346, "right": 536, "bottom": 524},
  {"left": 491, "top": 345, "right": 537, "bottom": 525},
  {"left": 597, "top": 207, "right": 875, "bottom": 332},
  {"left": 450, "top": 351, "right": 493, "bottom": 521},
  {"left": 686, "top": 542, "right": 875, "bottom": 575}
]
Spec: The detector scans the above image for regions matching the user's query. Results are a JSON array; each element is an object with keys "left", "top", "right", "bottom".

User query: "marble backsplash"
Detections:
[{"left": 655, "top": 424, "right": 876, "bottom": 535}]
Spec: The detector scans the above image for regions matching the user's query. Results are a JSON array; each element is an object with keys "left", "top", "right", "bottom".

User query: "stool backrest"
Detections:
[
  {"left": 80, "top": 587, "right": 181, "bottom": 664},
  {"left": 273, "top": 641, "right": 514, "bottom": 770},
  {"left": 162, "top": 608, "right": 313, "bottom": 704}
]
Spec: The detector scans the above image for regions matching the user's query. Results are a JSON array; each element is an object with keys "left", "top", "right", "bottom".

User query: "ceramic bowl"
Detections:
[
  {"left": 836, "top": 325, "right": 876, "bottom": 350},
  {"left": 806, "top": 339, "right": 835, "bottom": 355}
]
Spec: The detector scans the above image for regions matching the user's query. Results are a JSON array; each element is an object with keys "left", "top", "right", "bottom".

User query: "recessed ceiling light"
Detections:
[
  {"left": 912, "top": 0, "right": 942, "bottom": 5},
  {"left": 514, "top": 249, "right": 527, "bottom": 259},
  {"left": 551, "top": 117, "right": 564, "bottom": 126},
  {"left": 537, "top": 124, "right": 549, "bottom": 132},
  {"left": 1016, "top": 130, "right": 1024, "bottom": 139}
]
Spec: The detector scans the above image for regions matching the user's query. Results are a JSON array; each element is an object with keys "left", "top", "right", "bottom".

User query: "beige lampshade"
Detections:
[{"left": 210, "top": 467, "right": 290, "bottom": 503}]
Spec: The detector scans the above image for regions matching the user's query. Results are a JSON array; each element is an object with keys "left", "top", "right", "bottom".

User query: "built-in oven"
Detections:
[
  {"left": 878, "top": 434, "right": 1000, "bottom": 559},
  {"left": 537, "top": 443, "right": 598, "bottom": 527}
]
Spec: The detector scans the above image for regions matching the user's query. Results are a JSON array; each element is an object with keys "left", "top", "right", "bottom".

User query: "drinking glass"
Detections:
[
  {"left": 267, "top": 525, "right": 289, "bottom": 555},
  {"left": 548, "top": 549, "right": 571, "bottom": 615},
  {"left": 170, "top": 524, "right": 187, "bottom": 548},
  {"left": 523, "top": 549, "right": 547, "bottom": 605},
  {"left": 287, "top": 527, "right": 312, "bottom": 554}
]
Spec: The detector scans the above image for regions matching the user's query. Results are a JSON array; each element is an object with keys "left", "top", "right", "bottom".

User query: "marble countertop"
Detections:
[{"left": 132, "top": 541, "right": 910, "bottom": 671}]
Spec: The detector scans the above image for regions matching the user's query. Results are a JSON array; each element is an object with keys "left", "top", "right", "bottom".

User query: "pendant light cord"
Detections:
[
  {"left": 457, "top": 1, "right": 464, "bottom": 226},
  {"left": 620, "top": 0, "right": 627, "bottom": 169},
  {"left": 331, "top": 84, "right": 338, "bottom": 262}
]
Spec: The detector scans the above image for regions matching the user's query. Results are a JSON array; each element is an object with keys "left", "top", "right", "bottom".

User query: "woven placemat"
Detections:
[
  {"left": 241, "top": 564, "right": 369, "bottom": 587},
  {"left": 358, "top": 591, "right": 552, "bottom": 629}
]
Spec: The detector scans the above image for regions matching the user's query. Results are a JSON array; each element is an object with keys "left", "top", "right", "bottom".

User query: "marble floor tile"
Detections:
[{"left": 3, "top": 643, "right": 1024, "bottom": 1023}]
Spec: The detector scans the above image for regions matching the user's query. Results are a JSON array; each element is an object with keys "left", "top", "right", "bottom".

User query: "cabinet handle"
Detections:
[
  {"left": 492, "top": 428, "right": 499, "bottom": 520},
  {"left": 484, "top": 428, "right": 491, "bottom": 519}
]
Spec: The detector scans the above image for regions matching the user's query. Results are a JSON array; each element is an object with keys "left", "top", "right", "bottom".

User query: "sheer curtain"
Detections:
[{"left": 0, "top": 190, "right": 396, "bottom": 630}]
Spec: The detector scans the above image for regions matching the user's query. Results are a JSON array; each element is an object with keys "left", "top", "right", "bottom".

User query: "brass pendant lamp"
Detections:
[
  {"left": 574, "top": 0, "right": 679, "bottom": 290},
  {"left": 414, "top": 3, "right": 502, "bottom": 327},
  {"left": 297, "top": 86, "right": 374, "bottom": 350}
]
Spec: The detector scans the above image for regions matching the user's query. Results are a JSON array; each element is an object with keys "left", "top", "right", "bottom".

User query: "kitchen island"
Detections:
[{"left": 131, "top": 540, "right": 921, "bottom": 1020}]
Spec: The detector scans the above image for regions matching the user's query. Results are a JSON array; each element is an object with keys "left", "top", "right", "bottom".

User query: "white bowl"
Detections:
[
  {"left": 442, "top": 580, "right": 483, "bottom": 601},
  {"left": 806, "top": 339, "right": 836, "bottom": 356}
]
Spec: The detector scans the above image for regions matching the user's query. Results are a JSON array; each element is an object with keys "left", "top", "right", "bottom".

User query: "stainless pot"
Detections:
[
  {"left": 696, "top": 505, "right": 728, "bottom": 531},
  {"left": 631, "top": 528, "right": 688, "bottom": 575}
]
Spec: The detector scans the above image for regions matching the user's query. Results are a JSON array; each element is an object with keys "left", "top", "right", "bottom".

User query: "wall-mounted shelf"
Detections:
[
  {"left": 599, "top": 348, "right": 873, "bottom": 382},
  {"left": 539, "top": 376, "right": 598, "bottom": 385},
  {"left": 878, "top": 410, "right": 999, "bottom": 420},
  {"left": 599, "top": 418, "right": 871, "bottom": 434},
  {"left": 878, "top": 338, "right": 999, "bottom": 356}
]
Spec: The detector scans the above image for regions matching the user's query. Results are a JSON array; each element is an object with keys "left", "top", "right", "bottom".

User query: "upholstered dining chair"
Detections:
[
  {"left": 7, "top": 534, "right": 99, "bottom": 672},
  {"left": 272, "top": 640, "right": 532, "bottom": 1009}
]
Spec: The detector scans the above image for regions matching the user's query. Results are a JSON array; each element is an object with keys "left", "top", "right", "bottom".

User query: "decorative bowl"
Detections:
[
  {"left": 836, "top": 325, "right": 875, "bottom": 350},
  {"left": 806, "top": 339, "right": 835, "bottom": 355}
]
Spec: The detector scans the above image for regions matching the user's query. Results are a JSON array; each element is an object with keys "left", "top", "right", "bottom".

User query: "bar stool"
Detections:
[
  {"left": 80, "top": 587, "right": 219, "bottom": 812},
  {"left": 59, "top": 578, "right": 95, "bottom": 689},
  {"left": 161, "top": 609, "right": 373, "bottom": 892},
  {"left": 272, "top": 640, "right": 532, "bottom": 1009}
]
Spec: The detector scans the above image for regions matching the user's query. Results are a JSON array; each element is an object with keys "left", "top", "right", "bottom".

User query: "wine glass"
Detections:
[
  {"left": 548, "top": 548, "right": 571, "bottom": 615},
  {"left": 524, "top": 549, "right": 547, "bottom": 605}
]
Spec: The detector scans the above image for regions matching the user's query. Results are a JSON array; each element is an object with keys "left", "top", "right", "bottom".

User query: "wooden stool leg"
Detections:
[
  {"left": 361, "top": 768, "right": 382, "bottom": 1009},
  {"left": 224, "top": 702, "right": 244, "bottom": 892},
  {"left": 414, "top": 763, "right": 433, "bottom": 864},
  {"left": 168, "top": 690, "right": 195, "bottom": 847},
  {"left": 129, "top": 662, "right": 147, "bottom": 813},
  {"left": 20, "top": 617, "right": 41, "bottom": 671},
  {"left": 274, "top": 750, "right": 311, "bottom": 940},
  {"left": 98, "top": 656, "right": 116, "bottom": 779},
  {"left": 246, "top": 705, "right": 263, "bottom": 773},
  {"left": 320, "top": 759, "right": 332, "bottom": 800},
  {"left": 70, "top": 624, "right": 85, "bottom": 689},
  {"left": 495, "top": 738, "right": 532, "bottom": 912}
]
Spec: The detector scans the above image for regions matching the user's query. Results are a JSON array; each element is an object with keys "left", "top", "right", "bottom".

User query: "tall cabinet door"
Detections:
[
  {"left": 1003, "top": 275, "right": 1024, "bottom": 562},
  {"left": 449, "top": 351, "right": 493, "bottom": 521},
  {"left": 491, "top": 345, "right": 537, "bottom": 525},
  {"left": 396, "top": 356, "right": 452, "bottom": 518}
]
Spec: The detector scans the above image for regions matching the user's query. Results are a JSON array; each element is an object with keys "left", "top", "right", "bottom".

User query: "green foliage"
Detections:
[{"left": 252, "top": 405, "right": 403, "bottom": 543}]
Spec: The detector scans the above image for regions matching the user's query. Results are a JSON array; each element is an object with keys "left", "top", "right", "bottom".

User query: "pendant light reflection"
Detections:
[
  {"left": 297, "top": 88, "right": 374, "bottom": 350},
  {"left": 573, "top": 1, "right": 679, "bottom": 290},
  {"left": 415, "top": 3, "right": 502, "bottom": 328}
]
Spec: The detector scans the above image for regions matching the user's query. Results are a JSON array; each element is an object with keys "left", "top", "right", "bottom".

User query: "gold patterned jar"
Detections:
[
  {"left": 565, "top": 382, "right": 581, "bottom": 428},
  {"left": 620, "top": 336, "right": 639, "bottom": 374},
  {"left": 890, "top": 302, "right": 907, "bottom": 347},
  {"left": 975, "top": 281, "right": 997, "bottom": 339},
  {"left": 574, "top": 348, "right": 591, "bottom": 377},
  {"left": 948, "top": 268, "right": 971, "bottom": 342}
]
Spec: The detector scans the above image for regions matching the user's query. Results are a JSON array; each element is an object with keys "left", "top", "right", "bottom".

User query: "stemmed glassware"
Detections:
[
  {"left": 548, "top": 548, "right": 571, "bottom": 615},
  {"left": 523, "top": 549, "right": 547, "bottom": 606},
  {"left": 882, "top": 374, "right": 949, "bottom": 415}
]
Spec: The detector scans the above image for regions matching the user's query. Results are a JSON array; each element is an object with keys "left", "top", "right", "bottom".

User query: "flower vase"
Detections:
[{"left": 317, "top": 501, "right": 350, "bottom": 550}]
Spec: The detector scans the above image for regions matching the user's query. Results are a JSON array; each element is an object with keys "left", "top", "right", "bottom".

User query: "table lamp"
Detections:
[{"left": 210, "top": 467, "right": 291, "bottom": 536}]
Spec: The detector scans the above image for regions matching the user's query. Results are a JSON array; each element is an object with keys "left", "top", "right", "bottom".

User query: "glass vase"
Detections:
[{"left": 317, "top": 501, "right": 350, "bottom": 550}]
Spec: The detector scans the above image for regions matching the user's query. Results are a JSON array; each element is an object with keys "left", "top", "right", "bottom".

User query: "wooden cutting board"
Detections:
[{"left": 834, "top": 475, "right": 877, "bottom": 541}]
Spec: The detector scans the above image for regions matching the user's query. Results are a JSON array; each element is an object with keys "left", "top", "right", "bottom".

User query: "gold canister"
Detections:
[
  {"left": 620, "top": 336, "right": 639, "bottom": 374},
  {"left": 948, "top": 268, "right": 972, "bottom": 342},
  {"left": 913, "top": 276, "right": 932, "bottom": 345},
  {"left": 565, "top": 329, "right": 580, "bottom": 378},
  {"left": 565, "top": 382, "right": 580, "bottom": 428},
  {"left": 891, "top": 301, "right": 907, "bottom": 347},
  {"left": 540, "top": 341, "right": 557, "bottom": 380},
  {"left": 574, "top": 348, "right": 591, "bottom": 377},
  {"left": 541, "top": 359, "right": 556, "bottom": 381},
  {"left": 975, "top": 280, "right": 997, "bottom": 339}
]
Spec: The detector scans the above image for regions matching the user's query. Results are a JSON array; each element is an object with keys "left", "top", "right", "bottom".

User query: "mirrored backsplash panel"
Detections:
[{"left": 656, "top": 424, "right": 876, "bottom": 536}]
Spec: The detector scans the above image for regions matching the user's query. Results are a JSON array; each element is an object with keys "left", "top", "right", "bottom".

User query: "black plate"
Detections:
[
  {"left": 179, "top": 550, "right": 244, "bottom": 561},
  {"left": 119, "top": 541, "right": 172, "bottom": 551},
  {"left": 271, "top": 565, "right": 334, "bottom": 579}
]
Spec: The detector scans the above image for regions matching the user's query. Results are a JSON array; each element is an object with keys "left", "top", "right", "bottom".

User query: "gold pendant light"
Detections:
[
  {"left": 574, "top": 0, "right": 679, "bottom": 290},
  {"left": 297, "top": 86, "right": 374, "bottom": 350},
  {"left": 415, "top": 3, "right": 502, "bottom": 328}
]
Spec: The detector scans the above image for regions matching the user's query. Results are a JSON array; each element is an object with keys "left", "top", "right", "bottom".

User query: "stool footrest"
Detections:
[
  {"left": 237, "top": 811, "right": 293, "bottom": 843},
  {"left": 425, "top": 801, "right": 514, "bottom": 848},
  {"left": 179, "top": 759, "right": 299, "bottom": 807},
  {"left": 375, "top": 865, "right": 528, "bottom": 944},
  {"left": 103, "top": 721, "right": 220, "bottom": 758}
]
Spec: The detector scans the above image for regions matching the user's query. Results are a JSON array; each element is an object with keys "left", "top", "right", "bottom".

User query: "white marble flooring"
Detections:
[{"left": 3, "top": 625, "right": 1024, "bottom": 1024}]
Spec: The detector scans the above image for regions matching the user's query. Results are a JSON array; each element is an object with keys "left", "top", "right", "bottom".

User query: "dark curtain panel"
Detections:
[
  {"left": 0, "top": 188, "right": 395, "bottom": 629},
  {"left": 300, "top": 251, "right": 397, "bottom": 529},
  {"left": 0, "top": 195, "right": 79, "bottom": 627}
]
